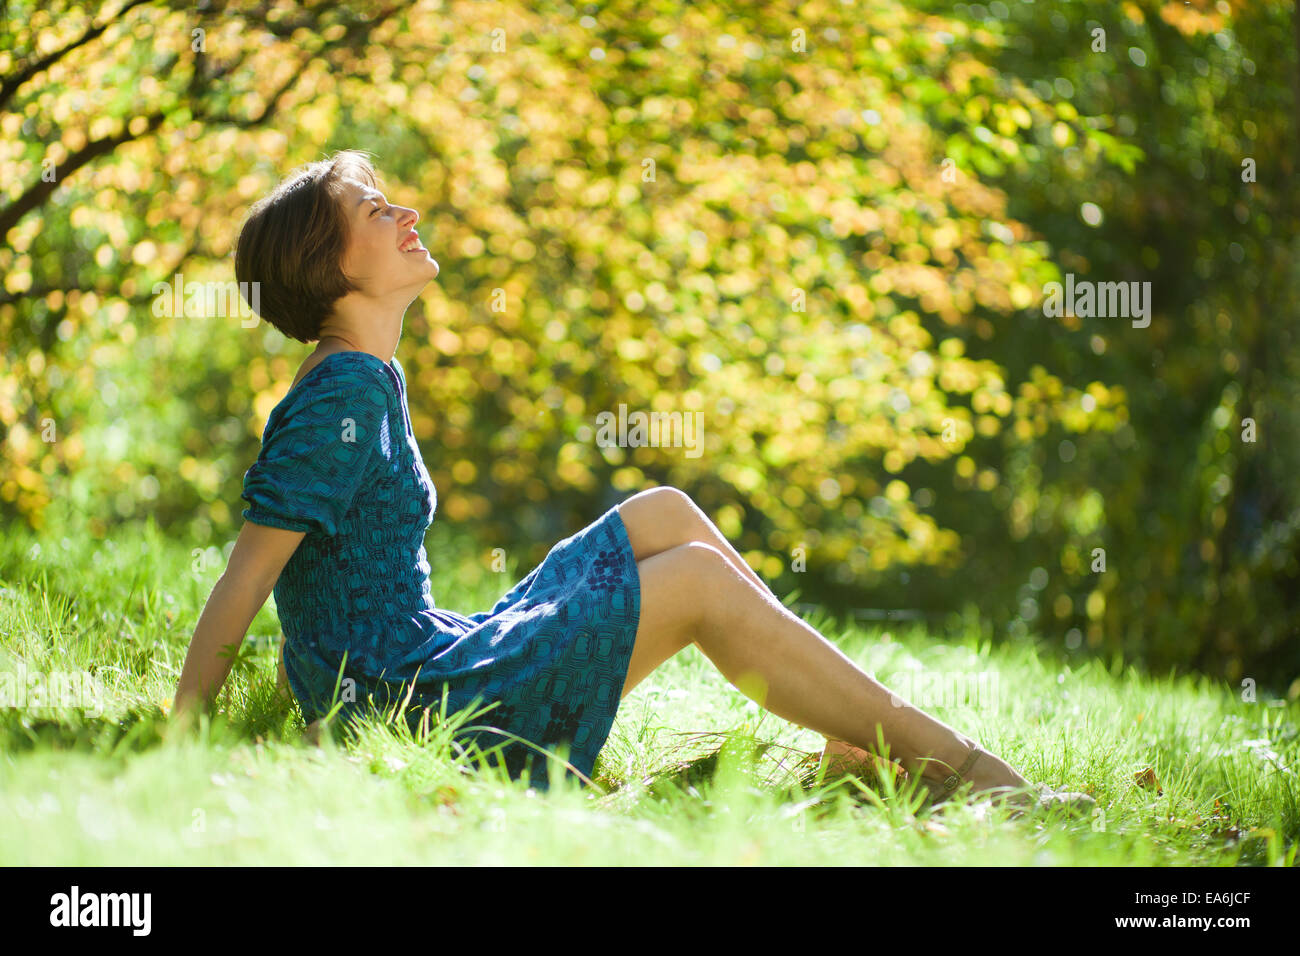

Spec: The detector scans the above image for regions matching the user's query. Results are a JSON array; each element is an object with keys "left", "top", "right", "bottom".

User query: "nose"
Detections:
[{"left": 399, "top": 206, "right": 419, "bottom": 228}]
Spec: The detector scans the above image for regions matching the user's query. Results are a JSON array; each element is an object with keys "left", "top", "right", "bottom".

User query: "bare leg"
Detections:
[
  {"left": 618, "top": 486, "right": 804, "bottom": 699},
  {"left": 617, "top": 488, "right": 1030, "bottom": 795},
  {"left": 695, "top": 547, "right": 1027, "bottom": 792},
  {"left": 617, "top": 488, "right": 889, "bottom": 771},
  {"left": 618, "top": 486, "right": 785, "bottom": 598}
]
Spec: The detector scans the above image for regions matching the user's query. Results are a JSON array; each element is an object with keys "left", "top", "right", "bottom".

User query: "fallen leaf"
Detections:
[{"left": 1134, "top": 766, "right": 1163, "bottom": 795}]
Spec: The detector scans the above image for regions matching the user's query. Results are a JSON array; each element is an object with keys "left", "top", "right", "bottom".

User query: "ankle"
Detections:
[
  {"left": 915, "top": 740, "right": 1026, "bottom": 795},
  {"left": 914, "top": 735, "right": 979, "bottom": 785}
]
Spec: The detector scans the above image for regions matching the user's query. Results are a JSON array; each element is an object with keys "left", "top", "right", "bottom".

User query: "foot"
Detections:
[
  {"left": 910, "top": 744, "right": 1095, "bottom": 818},
  {"left": 820, "top": 740, "right": 1096, "bottom": 817},
  {"left": 922, "top": 751, "right": 1096, "bottom": 818},
  {"left": 819, "top": 738, "right": 1010, "bottom": 798},
  {"left": 818, "top": 738, "right": 904, "bottom": 785},
  {"left": 912, "top": 742, "right": 1028, "bottom": 803}
]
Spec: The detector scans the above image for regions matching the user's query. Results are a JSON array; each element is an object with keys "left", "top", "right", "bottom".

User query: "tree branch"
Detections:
[
  {"left": 0, "top": 0, "right": 154, "bottom": 114},
  {"left": 0, "top": 111, "right": 167, "bottom": 237}
]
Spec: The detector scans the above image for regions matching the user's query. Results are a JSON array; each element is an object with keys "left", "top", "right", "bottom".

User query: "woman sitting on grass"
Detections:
[{"left": 174, "top": 149, "right": 1095, "bottom": 814}]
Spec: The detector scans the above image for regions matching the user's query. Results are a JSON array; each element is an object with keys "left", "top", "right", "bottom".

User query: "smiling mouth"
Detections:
[{"left": 399, "top": 232, "right": 424, "bottom": 253}]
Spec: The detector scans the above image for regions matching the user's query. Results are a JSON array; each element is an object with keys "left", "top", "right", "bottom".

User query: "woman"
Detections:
[{"left": 174, "top": 150, "right": 1095, "bottom": 812}]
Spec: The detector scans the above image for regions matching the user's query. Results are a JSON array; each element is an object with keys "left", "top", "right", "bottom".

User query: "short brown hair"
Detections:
[{"left": 234, "top": 150, "right": 379, "bottom": 343}]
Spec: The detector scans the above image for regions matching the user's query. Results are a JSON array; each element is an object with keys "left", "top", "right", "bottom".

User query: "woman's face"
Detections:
[{"left": 336, "top": 177, "right": 439, "bottom": 295}]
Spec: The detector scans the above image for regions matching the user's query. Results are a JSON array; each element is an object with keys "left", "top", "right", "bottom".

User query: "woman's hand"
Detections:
[
  {"left": 170, "top": 685, "right": 207, "bottom": 729},
  {"left": 174, "top": 520, "right": 303, "bottom": 726}
]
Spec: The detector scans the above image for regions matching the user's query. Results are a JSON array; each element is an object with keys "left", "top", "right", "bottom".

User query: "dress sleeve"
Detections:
[{"left": 241, "top": 372, "right": 395, "bottom": 536}]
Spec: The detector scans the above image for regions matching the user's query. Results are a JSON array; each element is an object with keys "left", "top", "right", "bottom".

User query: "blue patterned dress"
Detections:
[{"left": 240, "top": 350, "right": 642, "bottom": 790}]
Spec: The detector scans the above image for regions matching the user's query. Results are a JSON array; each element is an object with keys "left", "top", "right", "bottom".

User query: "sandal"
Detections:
[
  {"left": 913, "top": 742, "right": 985, "bottom": 806},
  {"left": 913, "top": 744, "right": 1098, "bottom": 818}
]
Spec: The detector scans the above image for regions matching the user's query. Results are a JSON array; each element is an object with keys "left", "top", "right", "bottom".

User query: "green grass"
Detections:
[{"left": 1, "top": 515, "right": 1296, "bottom": 865}]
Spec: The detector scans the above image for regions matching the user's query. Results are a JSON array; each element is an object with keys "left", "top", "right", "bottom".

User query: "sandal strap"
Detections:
[{"left": 939, "top": 745, "right": 982, "bottom": 793}]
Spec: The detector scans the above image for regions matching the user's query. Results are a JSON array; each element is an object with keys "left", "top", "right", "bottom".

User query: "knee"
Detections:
[
  {"left": 673, "top": 540, "right": 740, "bottom": 599},
  {"left": 620, "top": 486, "right": 707, "bottom": 560},
  {"left": 630, "top": 484, "right": 695, "bottom": 512},
  {"left": 645, "top": 485, "right": 701, "bottom": 529}
]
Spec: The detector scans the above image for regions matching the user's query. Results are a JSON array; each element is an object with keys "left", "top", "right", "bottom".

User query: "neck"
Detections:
[{"left": 316, "top": 298, "right": 406, "bottom": 363}]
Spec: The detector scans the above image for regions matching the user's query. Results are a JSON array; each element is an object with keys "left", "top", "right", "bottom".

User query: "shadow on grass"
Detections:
[
  {"left": 605, "top": 729, "right": 928, "bottom": 814},
  {"left": 0, "top": 683, "right": 309, "bottom": 757},
  {"left": 0, "top": 705, "right": 171, "bottom": 756}
]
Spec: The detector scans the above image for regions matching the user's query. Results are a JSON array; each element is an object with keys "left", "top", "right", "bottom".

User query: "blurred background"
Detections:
[{"left": 2, "top": 0, "right": 1296, "bottom": 693}]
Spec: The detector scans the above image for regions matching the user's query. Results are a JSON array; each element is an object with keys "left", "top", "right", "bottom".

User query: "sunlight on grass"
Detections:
[{"left": 1, "top": 516, "right": 1296, "bottom": 865}]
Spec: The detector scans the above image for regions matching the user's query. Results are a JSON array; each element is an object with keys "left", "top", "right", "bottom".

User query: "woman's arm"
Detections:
[{"left": 173, "top": 520, "right": 306, "bottom": 722}]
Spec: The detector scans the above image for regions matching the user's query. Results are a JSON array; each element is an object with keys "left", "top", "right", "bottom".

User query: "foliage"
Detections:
[{"left": 0, "top": 0, "right": 1295, "bottom": 687}]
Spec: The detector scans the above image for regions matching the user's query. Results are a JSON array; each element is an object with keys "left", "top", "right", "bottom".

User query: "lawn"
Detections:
[{"left": 1, "top": 517, "right": 1295, "bottom": 866}]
